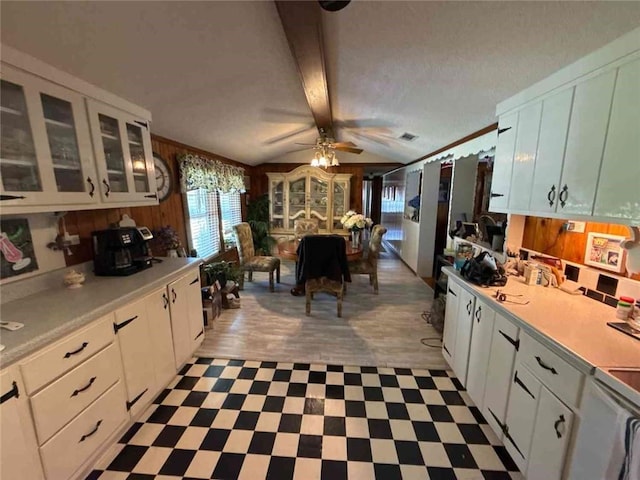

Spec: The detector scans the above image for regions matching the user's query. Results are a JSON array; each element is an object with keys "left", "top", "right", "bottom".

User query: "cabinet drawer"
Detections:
[
  {"left": 519, "top": 332, "right": 584, "bottom": 406},
  {"left": 40, "top": 381, "right": 127, "bottom": 480},
  {"left": 30, "top": 343, "right": 121, "bottom": 445},
  {"left": 21, "top": 315, "right": 115, "bottom": 395}
]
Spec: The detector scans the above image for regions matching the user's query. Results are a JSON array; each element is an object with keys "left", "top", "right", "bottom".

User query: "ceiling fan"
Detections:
[{"left": 293, "top": 128, "right": 363, "bottom": 167}]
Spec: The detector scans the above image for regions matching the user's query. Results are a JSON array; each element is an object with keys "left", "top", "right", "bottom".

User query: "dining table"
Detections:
[{"left": 277, "top": 238, "right": 363, "bottom": 262}]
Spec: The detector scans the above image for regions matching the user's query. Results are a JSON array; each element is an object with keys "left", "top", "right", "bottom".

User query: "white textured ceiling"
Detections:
[{"left": 1, "top": 1, "right": 640, "bottom": 166}]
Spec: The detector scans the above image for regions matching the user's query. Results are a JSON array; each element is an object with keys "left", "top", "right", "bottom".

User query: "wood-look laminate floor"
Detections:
[{"left": 197, "top": 254, "right": 446, "bottom": 369}]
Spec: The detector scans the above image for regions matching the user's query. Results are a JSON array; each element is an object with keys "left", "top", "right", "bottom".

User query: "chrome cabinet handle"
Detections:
[
  {"left": 547, "top": 185, "right": 556, "bottom": 207},
  {"left": 535, "top": 356, "right": 558, "bottom": 375},
  {"left": 71, "top": 377, "right": 96, "bottom": 397}
]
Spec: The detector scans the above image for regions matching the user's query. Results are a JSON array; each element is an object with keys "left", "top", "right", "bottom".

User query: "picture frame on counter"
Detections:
[{"left": 584, "top": 232, "right": 626, "bottom": 273}]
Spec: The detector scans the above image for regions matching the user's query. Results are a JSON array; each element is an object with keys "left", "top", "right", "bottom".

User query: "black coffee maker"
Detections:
[{"left": 92, "top": 227, "right": 154, "bottom": 276}]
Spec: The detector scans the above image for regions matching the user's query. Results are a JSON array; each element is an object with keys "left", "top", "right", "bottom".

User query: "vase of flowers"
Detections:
[
  {"left": 155, "top": 225, "right": 182, "bottom": 257},
  {"left": 340, "top": 210, "right": 373, "bottom": 249}
]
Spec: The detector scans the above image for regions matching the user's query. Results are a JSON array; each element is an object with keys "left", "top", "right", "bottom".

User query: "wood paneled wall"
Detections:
[
  {"left": 62, "top": 135, "right": 249, "bottom": 266},
  {"left": 522, "top": 216, "right": 639, "bottom": 280}
]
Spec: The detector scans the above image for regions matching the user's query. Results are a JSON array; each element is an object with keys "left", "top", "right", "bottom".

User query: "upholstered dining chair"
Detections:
[
  {"left": 347, "top": 225, "right": 387, "bottom": 294},
  {"left": 295, "top": 235, "right": 350, "bottom": 317},
  {"left": 233, "top": 222, "right": 281, "bottom": 292},
  {"left": 294, "top": 219, "right": 319, "bottom": 239}
]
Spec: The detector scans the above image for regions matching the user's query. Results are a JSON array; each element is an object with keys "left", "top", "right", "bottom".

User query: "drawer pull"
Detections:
[
  {"left": 102, "top": 179, "right": 111, "bottom": 197},
  {"left": 87, "top": 177, "right": 95, "bottom": 197},
  {"left": 0, "top": 381, "right": 19, "bottom": 404},
  {"left": 64, "top": 342, "right": 89, "bottom": 359},
  {"left": 79, "top": 419, "right": 102, "bottom": 442},
  {"left": 71, "top": 377, "right": 96, "bottom": 397},
  {"left": 190, "top": 277, "right": 199, "bottom": 285},
  {"left": 162, "top": 293, "right": 169, "bottom": 309},
  {"left": 554, "top": 414, "right": 566, "bottom": 438},
  {"left": 499, "top": 330, "right": 520, "bottom": 351},
  {"left": 448, "top": 288, "right": 457, "bottom": 297},
  {"left": 172, "top": 288, "right": 177, "bottom": 303},
  {"left": 113, "top": 315, "right": 138, "bottom": 333},
  {"left": 514, "top": 371, "right": 535, "bottom": 399},
  {"left": 535, "top": 356, "right": 558, "bottom": 375}
]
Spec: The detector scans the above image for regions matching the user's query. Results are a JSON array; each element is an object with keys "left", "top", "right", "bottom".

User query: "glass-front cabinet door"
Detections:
[
  {"left": 309, "top": 176, "right": 328, "bottom": 231},
  {"left": 87, "top": 100, "right": 156, "bottom": 203},
  {"left": 332, "top": 178, "right": 350, "bottom": 231},
  {"left": 270, "top": 179, "right": 284, "bottom": 229},
  {"left": 287, "top": 176, "right": 307, "bottom": 230},
  {"left": 0, "top": 65, "right": 98, "bottom": 207}
]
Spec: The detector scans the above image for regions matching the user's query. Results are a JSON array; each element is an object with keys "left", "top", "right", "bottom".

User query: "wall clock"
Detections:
[{"left": 153, "top": 152, "right": 173, "bottom": 202}]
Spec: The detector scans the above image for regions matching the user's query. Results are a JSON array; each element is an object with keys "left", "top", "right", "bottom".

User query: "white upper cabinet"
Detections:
[
  {"left": 528, "top": 88, "right": 574, "bottom": 214},
  {"left": 508, "top": 103, "right": 542, "bottom": 211},
  {"left": 0, "top": 45, "right": 157, "bottom": 213},
  {"left": 0, "top": 65, "right": 98, "bottom": 208},
  {"left": 489, "top": 112, "right": 518, "bottom": 212},
  {"left": 87, "top": 100, "right": 156, "bottom": 204},
  {"left": 559, "top": 69, "right": 616, "bottom": 216},
  {"left": 594, "top": 58, "right": 640, "bottom": 223}
]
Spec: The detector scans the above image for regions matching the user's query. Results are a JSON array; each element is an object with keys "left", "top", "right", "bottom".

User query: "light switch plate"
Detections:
[{"left": 0, "top": 321, "right": 24, "bottom": 331}]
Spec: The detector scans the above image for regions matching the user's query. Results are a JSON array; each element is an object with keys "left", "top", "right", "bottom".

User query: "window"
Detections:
[
  {"left": 186, "top": 188, "right": 220, "bottom": 259},
  {"left": 220, "top": 191, "right": 242, "bottom": 248}
]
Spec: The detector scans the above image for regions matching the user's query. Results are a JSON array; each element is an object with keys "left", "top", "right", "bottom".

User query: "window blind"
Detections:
[
  {"left": 220, "top": 191, "right": 242, "bottom": 245},
  {"left": 186, "top": 188, "right": 220, "bottom": 259}
]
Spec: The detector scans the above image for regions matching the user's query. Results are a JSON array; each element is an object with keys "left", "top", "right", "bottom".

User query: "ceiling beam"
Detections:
[{"left": 275, "top": 1, "right": 333, "bottom": 136}]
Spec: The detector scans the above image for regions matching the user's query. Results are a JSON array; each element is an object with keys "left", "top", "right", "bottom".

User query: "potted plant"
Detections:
[
  {"left": 155, "top": 225, "right": 182, "bottom": 257},
  {"left": 202, "top": 261, "right": 240, "bottom": 289},
  {"left": 246, "top": 194, "right": 276, "bottom": 255}
]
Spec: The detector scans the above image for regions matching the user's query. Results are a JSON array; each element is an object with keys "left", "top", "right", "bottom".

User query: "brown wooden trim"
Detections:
[
  {"left": 151, "top": 133, "right": 251, "bottom": 169},
  {"left": 385, "top": 123, "right": 498, "bottom": 175}
]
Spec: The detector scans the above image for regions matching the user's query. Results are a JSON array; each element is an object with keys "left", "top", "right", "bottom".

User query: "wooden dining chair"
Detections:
[{"left": 347, "top": 225, "right": 387, "bottom": 293}]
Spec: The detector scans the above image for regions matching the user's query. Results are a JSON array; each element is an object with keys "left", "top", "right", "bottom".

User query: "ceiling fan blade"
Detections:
[
  {"left": 295, "top": 142, "right": 318, "bottom": 146},
  {"left": 335, "top": 146, "right": 363, "bottom": 154},
  {"left": 264, "top": 125, "right": 316, "bottom": 145},
  {"left": 331, "top": 141, "right": 357, "bottom": 148},
  {"left": 348, "top": 131, "right": 393, "bottom": 146}
]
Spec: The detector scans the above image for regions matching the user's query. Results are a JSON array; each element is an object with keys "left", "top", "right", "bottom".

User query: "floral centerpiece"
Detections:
[
  {"left": 155, "top": 225, "right": 182, "bottom": 257},
  {"left": 340, "top": 211, "right": 373, "bottom": 248}
]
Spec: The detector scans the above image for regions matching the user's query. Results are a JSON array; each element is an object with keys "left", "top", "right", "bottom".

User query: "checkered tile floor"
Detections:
[{"left": 88, "top": 358, "right": 522, "bottom": 480}]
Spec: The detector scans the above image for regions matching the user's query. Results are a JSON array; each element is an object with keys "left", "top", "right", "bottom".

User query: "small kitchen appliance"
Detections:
[{"left": 92, "top": 227, "right": 153, "bottom": 276}]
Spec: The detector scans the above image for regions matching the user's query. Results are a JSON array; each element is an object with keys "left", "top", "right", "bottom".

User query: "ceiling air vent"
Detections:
[{"left": 399, "top": 132, "right": 418, "bottom": 142}]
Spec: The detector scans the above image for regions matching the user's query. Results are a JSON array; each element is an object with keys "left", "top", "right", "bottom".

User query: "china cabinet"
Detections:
[{"left": 267, "top": 165, "right": 352, "bottom": 234}]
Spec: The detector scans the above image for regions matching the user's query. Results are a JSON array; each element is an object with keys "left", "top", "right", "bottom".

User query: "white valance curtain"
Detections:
[{"left": 179, "top": 153, "right": 245, "bottom": 193}]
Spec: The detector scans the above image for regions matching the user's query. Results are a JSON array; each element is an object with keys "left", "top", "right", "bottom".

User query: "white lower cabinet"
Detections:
[
  {"left": 465, "top": 299, "right": 496, "bottom": 411},
  {"left": 144, "top": 287, "right": 178, "bottom": 391},
  {"left": 452, "top": 287, "right": 475, "bottom": 385},
  {"left": 114, "top": 298, "right": 156, "bottom": 418},
  {"left": 0, "top": 367, "right": 44, "bottom": 480},
  {"left": 442, "top": 280, "right": 460, "bottom": 366},
  {"left": 168, "top": 270, "right": 205, "bottom": 368},
  {"left": 482, "top": 312, "right": 520, "bottom": 437},
  {"left": 40, "top": 381, "right": 128, "bottom": 480}
]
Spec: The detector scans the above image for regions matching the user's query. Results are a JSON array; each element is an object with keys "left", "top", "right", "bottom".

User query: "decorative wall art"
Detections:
[
  {"left": 584, "top": 232, "right": 626, "bottom": 273},
  {"left": 0, "top": 218, "right": 38, "bottom": 279}
]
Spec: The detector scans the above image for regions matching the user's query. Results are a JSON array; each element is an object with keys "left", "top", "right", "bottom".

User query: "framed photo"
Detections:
[{"left": 584, "top": 232, "right": 626, "bottom": 273}]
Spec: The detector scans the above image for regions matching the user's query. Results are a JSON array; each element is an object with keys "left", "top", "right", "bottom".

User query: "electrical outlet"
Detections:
[{"left": 566, "top": 221, "right": 586, "bottom": 233}]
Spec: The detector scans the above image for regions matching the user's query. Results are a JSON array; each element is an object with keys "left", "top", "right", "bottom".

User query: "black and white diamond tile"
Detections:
[{"left": 88, "top": 358, "right": 522, "bottom": 480}]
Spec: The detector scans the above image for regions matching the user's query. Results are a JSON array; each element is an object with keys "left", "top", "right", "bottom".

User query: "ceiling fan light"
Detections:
[{"left": 331, "top": 155, "right": 340, "bottom": 166}]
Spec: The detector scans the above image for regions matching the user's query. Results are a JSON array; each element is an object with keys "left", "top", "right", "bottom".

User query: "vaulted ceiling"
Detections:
[{"left": 1, "top": 1, "right": 639, "bottom": 166}]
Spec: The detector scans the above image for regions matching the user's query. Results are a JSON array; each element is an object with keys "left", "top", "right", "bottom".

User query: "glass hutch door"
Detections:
[
  {"left": 287, "top": 177, "right": 307, "bottom": 229},
  {"left": 332, "top": 179, "right": 349, "bottom": 231},
  {"left": 309, "top": 176, "right": 329, "bottom": 231},
  {"left": 0, "top": 65, "right": 98, "bottom": 206},
  {"left": 271, "top": 179, "right": 284, "bottom": 229}
]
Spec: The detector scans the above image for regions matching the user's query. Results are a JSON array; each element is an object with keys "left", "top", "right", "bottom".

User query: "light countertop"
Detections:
[
  {"left": 443, "top": 267, "right": 640, "bottom": 372},
  {"left": 0, "top": 258, "right": 201, "bottom": 367}
]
